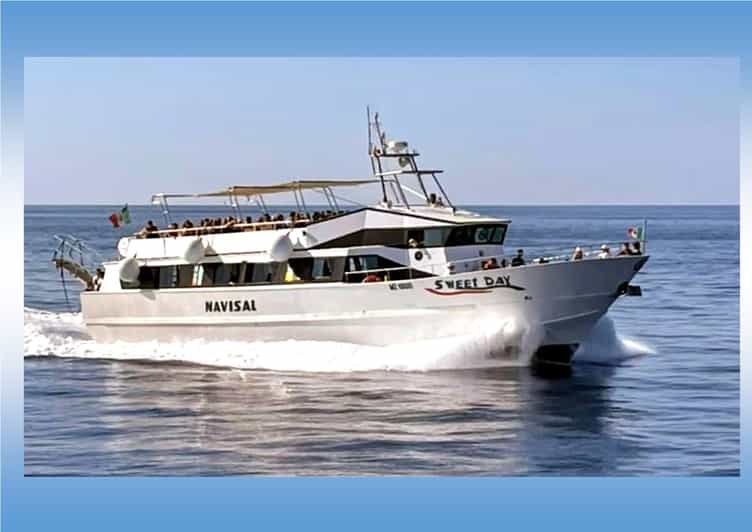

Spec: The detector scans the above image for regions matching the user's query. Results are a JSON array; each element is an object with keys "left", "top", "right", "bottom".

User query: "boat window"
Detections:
[
  {"left": 288, "top": 257, "right": 340, "bottom": 282},
  {"left": 159, "top": 266, "right": 178, "bottom": 288},
  {"left": 136, "top": 266, "right": 158, "bottom": 289},
  {"left": 200, "top": 263, "right": 219, "bottom": 286},
  {"left": 344, "top": 254, "right": 427, "bottom": 283},
  {"left": 177, "top": 266, "right": 194, "bottom": 288},
  {"left": 474, "top": 226, "right": 493, "bottom": 244},
  {"left": 423, "top": 228, "right": 446, "bottom": 247},
  {"left": 312, "top": 258, "right": 333, "bottom": 280},
  {"left": 316, "top": 224, "right": 507, "bottom": 249}
]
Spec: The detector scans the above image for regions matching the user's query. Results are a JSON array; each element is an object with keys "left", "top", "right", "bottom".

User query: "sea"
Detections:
[{"left": 23, "top": 205, "right": 739, "bottom": 475}]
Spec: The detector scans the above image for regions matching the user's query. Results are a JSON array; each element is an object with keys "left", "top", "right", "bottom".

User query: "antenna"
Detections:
[{"left": 366, "top": 105, "right": 372, "bottom": 154}]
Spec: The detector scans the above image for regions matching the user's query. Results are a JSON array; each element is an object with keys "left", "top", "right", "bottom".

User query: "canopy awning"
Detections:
[{"left": 152, "top": 179, "right": 378, "bottom": 201}]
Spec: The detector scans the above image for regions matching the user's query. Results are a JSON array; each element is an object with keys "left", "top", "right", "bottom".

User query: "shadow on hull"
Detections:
[{"left": 531, "top": 344, "right": 578, "bottom": 376}]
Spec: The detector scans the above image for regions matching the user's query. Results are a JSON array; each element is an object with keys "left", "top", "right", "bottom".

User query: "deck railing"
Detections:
[
  {"left": 132, "top": 213, "right": 351, "bottom": 239},
  {"left": 343, "top": 241, "right": 643, "bottom": 282}
]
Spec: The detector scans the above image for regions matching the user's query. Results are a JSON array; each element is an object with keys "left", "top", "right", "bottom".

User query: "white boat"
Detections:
[{"left": 55, "top": 111, "right": 648, "bottom": 366}]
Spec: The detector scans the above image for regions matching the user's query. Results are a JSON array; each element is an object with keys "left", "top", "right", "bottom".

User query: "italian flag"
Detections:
[
  {"left": 109, "top": 204, "right": 131, "bottom": 228},
  {"left": 627, "top": 225, "right": 644, "bottom": 240}
]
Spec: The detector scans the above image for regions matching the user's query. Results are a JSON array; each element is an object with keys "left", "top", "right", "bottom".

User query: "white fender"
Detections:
[
  {"left": 181, "top": 238, "right": 205, "bottom": 264},
  {"left": 269, "top": 233, "right": 293, "bottom": 262},
  {"left": 118, "top": 257, "right": 140, "bottom": 283}
]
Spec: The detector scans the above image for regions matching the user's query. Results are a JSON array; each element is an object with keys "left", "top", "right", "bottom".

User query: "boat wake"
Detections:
[
  {"left": 24, "top": 308, "right": 650, "bottom": 372},
  {"left": 24, "top": 308, "right": 541, "bottom": 372}
]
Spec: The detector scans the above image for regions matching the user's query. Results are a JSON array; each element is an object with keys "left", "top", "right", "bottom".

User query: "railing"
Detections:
[
  {"left": 52, "top": 234, "right": 104, "bottom": 268},
  {"left": 343, "top": 241, "right": 643, "bottom": 282},
  {"left": 132, "top": 214, "right": 347, "bottom": 239},
  {"left": 51, "top": 235, "right": 106, "bottom": 300}
]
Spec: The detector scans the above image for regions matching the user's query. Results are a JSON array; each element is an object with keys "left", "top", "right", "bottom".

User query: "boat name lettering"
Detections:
[
  {"left": 432, "top": 275, "right": 525, "bottom": 291},
  {"left": 205, "top": 299, "right": 257, "bottom": 312}
]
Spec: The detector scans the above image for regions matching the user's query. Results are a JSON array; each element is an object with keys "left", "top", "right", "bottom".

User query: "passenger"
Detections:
[
  {"left": 435, "top": 196, "right": 445, "bottom": 207},
  {"left": 140, "top": 220, "right": 159, "bottom": 238},
  {"left": 617, "top": 242, "right": 631, "bottom": 256},
  {"left": 534, "top": 257, "right": 548, "bottom": 264},
  {"left": 511, "top": 249, "right": 526, "bottom": 267},
  {"left": 445, "top": 262, "right": 456, "bottom": 276},
  {"left": 428, "top": 192, "right": 438, "bottom": 206},
  {"left": 486, "top": 257, "right": 500, "bottom": 269},
  {"left": 500, "top": 258, "right": 508, "bottom": 268},
  {"left": 598, "top": 244, "right": 611, "bottom": 259},
  {"left": 180, "top": 219, "right": 194, "bottom": 236},
  {"left": 362, "top": 273, "right": 382, "bottom": 283},
  {"left": 631, "top": 241, "right": 642, "bottom": 255},
  {"left": 407, "top": 238, "right": 419, "bottom": 248},
  {"left": 92, "top": 268, "right": 104, "bottom": 291},
  {"left": 571, "top": 246, "right": 584, "bottom": 260}
]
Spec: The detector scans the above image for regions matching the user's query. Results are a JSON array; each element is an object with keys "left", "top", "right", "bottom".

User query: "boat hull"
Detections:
[{"left": 81, "top": 256, "right": 648, "bottom": 364}]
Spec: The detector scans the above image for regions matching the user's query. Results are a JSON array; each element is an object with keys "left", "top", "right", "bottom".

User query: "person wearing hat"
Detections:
[
  {"left": 598, "top": 244, "right": 611, "bottom": 259},
  {"left": 571, "top": 246, "right": 584, "bottom": 260},
  {"left": 511, "top": 249, "right": 526, "bottom": 267}
]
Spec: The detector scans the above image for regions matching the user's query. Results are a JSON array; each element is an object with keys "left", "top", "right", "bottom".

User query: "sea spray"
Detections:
[
  {"left": 573, "top": 316, "right": 654, "bottom": 365},
  {"left": 24, "top": 308, "right": 544, "bottom": 372}
]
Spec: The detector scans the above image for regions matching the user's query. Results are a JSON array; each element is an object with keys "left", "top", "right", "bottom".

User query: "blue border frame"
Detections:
[{"left": 2, "top": 2, "right": 749, "bottom": 530}]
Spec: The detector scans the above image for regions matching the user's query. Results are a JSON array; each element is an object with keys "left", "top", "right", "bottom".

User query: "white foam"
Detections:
[
  {"left": 573, "top": 316, "right": 655, "bottom": 365},
  {"left": 23, "top": 308, "right": 540, "bottom": 372},
  {"left": 25, "top": 308, "right": 651, "bottom": 371}
]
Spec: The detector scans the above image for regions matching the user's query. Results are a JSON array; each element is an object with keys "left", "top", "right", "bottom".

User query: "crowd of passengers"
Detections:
[
  {"left": 473, "top": 241, "right": 643, "bottom": 271},
  {"left": 136, "top": 210, "right": 346, "bottom": 238}
]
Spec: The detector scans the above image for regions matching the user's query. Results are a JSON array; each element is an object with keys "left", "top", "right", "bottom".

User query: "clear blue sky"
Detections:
[{"left": 24, "top": 57, "right": 739, "bottom": 205}]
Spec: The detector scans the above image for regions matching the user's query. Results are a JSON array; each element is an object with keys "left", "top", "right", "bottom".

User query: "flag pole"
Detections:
[{"left": 643, "top": 218, "right": 648, "bottom": 254}]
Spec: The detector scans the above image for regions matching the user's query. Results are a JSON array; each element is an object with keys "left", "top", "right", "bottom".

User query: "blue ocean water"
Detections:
[{"left": 23, "top": 205, "right": 739, "bottom": 475}]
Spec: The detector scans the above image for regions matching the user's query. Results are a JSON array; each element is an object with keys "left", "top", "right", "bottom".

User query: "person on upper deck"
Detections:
[
  {"left": 140, "top": 220, "right": 159, "bottom": 238},
  {"left": 571, "top": 246, "right": 584, "bottom": 260},
  {"left": 598, "top": 244, "right": 611, "bottom": 259},
  {"left": 511, "top": 249, "right": 526, "bottom": 267},
  {"left": 617, "top": 242, "right": 631, "bottom": 256}
]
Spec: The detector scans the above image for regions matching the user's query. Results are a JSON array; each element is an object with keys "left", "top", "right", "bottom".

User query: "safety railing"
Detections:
[
  {"left": 343, "top": 241, "right": 644, "bottom": 282},
  {"left": 52, "top": 234, "right": 105, "bottom": 269},
  {"left": 131, "top": 213, "right": 348, "bottom": 239}
]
